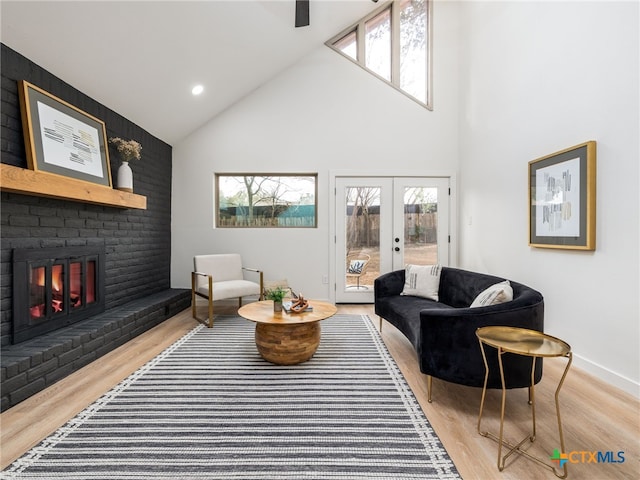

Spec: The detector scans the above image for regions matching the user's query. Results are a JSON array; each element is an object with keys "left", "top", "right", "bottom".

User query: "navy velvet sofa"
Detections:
[{"left": 374, "top": 266, "right": 545, "bottom": 401}]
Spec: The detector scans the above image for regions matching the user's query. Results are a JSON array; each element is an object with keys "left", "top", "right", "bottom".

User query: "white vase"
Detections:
[{"left": 117, "top": 161, "right": 133, "bottom": 192}]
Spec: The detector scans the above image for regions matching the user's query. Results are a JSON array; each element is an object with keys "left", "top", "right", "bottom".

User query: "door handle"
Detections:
[{"left": 394, "top": 247, "right": 400, "bottom": 252}]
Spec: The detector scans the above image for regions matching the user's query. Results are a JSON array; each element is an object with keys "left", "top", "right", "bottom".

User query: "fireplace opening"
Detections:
[
  {"left": 29, "top": 259, "right": 96, "bottom": 319},
  {"left": 13, "top": 246, "right": 105, "bottom": 343}
]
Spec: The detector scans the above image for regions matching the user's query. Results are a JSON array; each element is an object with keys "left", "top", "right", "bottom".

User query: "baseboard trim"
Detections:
[{"left": 573, "top": 353, "right": 640, "bottom": 399}]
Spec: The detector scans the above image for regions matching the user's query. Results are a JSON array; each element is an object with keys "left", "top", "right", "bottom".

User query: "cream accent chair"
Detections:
[{"left": 191, "top": 254, "right": 264, "bottom": 327}]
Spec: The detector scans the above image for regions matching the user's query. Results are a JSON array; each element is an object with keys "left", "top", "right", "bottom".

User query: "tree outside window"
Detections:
[{"left": 216, "top": 174, "right": 317, "bottom": 228}]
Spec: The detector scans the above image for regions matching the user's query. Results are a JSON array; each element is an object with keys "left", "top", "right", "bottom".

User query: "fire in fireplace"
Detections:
[
  {"left": 13, "top": 246, "right": 105, "bottom": 343},
  {"left": 29, "top": 260, "right": 96, "bottom": 317}
]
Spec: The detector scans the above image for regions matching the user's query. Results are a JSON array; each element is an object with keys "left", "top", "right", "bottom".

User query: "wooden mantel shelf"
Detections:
[{"left": 1, "top": 164, "right": 147, "bottom": 210}]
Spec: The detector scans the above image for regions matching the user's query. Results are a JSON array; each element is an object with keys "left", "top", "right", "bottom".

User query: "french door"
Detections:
[{"left": 335, "top": 176, "right": 450, "bottom": 303}]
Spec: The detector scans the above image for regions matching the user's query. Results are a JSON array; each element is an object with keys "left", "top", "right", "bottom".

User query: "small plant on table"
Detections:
[{"left": 265, "top": 286, "right": 288, "bottom": 312}]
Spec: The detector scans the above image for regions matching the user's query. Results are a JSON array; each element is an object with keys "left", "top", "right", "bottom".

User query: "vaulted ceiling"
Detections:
[{"left": 1, "top": 1, "right": 376, "bottom": 145}]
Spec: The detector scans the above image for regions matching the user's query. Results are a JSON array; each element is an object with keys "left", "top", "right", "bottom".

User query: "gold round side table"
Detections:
[{"left": 476, "top": 326, "right": 572, "bottom": 478}]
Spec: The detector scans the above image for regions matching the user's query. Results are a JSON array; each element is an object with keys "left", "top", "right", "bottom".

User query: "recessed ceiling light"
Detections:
[{"left": 192, "top": 85, "right": 204, "bottom": 96}]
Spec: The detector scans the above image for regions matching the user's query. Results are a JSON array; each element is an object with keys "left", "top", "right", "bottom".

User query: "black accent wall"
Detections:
[{"left": 1, "top": 44, "right": 174, "bottom": 346}]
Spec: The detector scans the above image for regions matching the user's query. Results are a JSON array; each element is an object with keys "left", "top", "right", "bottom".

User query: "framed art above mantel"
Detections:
[
  {"left": 18, "top": 80, "right": 113, "bottom": 187},
  {"left": 528, "top": 141, "right": 596, "bottom": 250}
]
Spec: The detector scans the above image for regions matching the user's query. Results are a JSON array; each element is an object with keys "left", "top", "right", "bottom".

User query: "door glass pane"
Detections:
[
  {"left": 399, "top": 0, "right": 427, "bottom": 103},
  {"left": 51, "top": 264, "right": 64, "bottom": 314},
  {"left": 70, "top": 262, "right": 82, "bottom": 309},
  {"left": 403, "top": 186, "right": 438, "bottom": 265},
  {"left": 345, "top": 187, "right": 380, "bottom": 290},
  {"left": 365, "top": 8, "right": 391, "bottom": 81},
  {"left": 86, "top": 260, "right": 96, "bottom": 304},
  {"left": 29, "top": 265, "right": 46, "bottom": 320}
]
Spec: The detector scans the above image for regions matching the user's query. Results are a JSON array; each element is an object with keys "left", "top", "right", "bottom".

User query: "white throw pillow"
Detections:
[
  {"left": 470, "top": 280, "right": 513, "bottom": 308},
  {"left": 401, "top": 264, "right": 442, "bottom": 301}
]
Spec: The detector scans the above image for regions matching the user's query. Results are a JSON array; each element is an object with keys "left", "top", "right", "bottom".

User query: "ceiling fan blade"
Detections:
[{"left": 295, "top": 0, "right": 309, "bottom": 28}]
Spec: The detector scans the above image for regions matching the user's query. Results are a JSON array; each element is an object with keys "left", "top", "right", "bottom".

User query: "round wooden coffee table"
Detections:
[{"left": 238, "top": 300, "right": 337, "bottom": 365}]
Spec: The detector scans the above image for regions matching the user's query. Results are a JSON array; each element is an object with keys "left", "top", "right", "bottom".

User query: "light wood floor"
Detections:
[{"left": 2, "top": 302, "right": 639, "bottom": 479}]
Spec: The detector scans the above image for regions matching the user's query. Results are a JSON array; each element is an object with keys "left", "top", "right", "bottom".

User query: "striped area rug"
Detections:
[{"left": 4, "top": 314, "right": 460, "bottom": 479}]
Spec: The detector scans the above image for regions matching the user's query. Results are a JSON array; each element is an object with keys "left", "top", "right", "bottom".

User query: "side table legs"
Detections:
[{"left": 477, "top": 340, "right": 573, "bottom": 478}]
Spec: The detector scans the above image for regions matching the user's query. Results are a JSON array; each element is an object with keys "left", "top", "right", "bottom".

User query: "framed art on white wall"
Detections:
[{"left": 528, "top": 141, "right": 596, "bottom": 250}]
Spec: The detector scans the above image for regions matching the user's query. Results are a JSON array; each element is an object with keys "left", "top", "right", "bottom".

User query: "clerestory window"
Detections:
[{"left": 327, "top": 0, "right": 432, "bottom": 109}]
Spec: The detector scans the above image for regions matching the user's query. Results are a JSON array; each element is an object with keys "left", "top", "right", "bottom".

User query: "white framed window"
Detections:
[
  {"left": 215, "top": 174, "right": 317, "bottom": 228},
  {"left": 327, "top": 0, "right": 432, "bottom": 109}
]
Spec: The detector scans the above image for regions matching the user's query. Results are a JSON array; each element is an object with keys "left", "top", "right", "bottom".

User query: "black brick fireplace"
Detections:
[{"left": 1, "top": 44, "right": 191, "bottom": 411}]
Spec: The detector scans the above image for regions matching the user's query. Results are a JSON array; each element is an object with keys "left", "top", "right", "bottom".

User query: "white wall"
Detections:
[
  {"left": 171, "top": 1, "right": 461, "bottom": 299},
  {"left": 172, "top": 0, "right": 639, "bottom": 396},
  {"left": 458, "top": 0, "right": 639, "bottom": 396}
]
